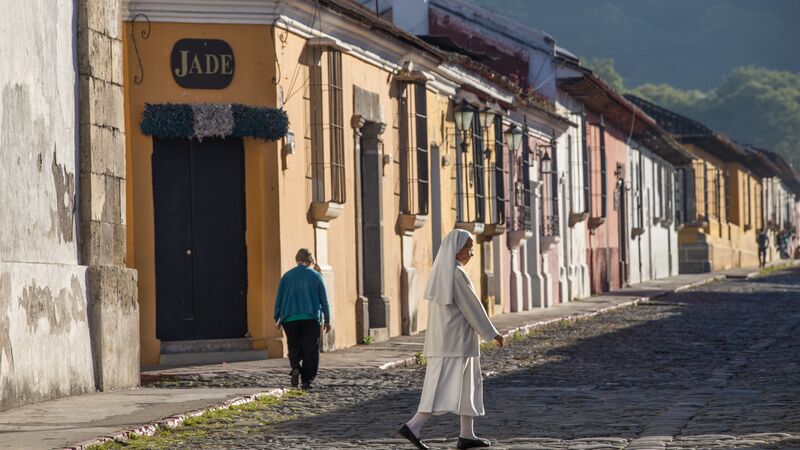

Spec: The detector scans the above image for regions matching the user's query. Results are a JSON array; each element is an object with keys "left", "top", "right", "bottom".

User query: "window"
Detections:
[
  {"left": 471, "top": 116, "right": 486, "bottom": 223},
  {"left": 521, "top": 130, "right": 532, "bottom": 231},
  {"left": 715, "top": 168, "right": 722, "bottom": 221},
  {"left": 655, "top": 163, "right": 663, "bottom": 220},
  {"left": 398, "top": 81, "right": 429, "bottom": 215},
  {"left": 723, "top": 170, "right": 730, "bottom": 223},
  {"left": 541, "top": 139, "right": 559, "bottom": 237},
  {"left": 310, "top": 46, "right": 345, "bottom": 204},
  {"left": 491, "top": 116, "right": 506, "bottom": 225},
  {"left": 599, "top": 122, "right": 607, "bottom": 218},
  {"left": 455, "top": 128, "right": 466, "bottom": 222},
  {"left": 582, "top": 115, "right": 590, "bottom": 214},
  {"left": 745, "top": 175, "right": 752, "bottom": 229},
  {"left": 637, "top": 152, "right": 645, "bottom": 228},
  {"left": 587, "top": 121, "right": 607, "bottom": 219},
  {"left": 454, "top": 113, "right": 485, "bottom": 224},
  {"left": 702, "top": 161, "right": 710, "bottom": 221},
  {"left": 674, "top": 169, "right": 683, "bottom": 224},
  {"left": 567, "top": 134, "right": 574, "bottom": 212},
  {"left": 665, "top": 167, "right": 674, "bottom": 222}
]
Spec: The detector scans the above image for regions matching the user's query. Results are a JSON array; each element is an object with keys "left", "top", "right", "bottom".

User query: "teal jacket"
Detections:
[{"left": 274, "top": 264, "right": 330, "bottom": 325}]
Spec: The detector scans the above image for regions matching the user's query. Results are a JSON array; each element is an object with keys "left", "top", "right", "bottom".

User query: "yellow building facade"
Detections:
[
  {"left": 122, "top": 1, "right": 545, "bottom": 364},
  {"left": 677, "top": 141, "right": 770, "bottom": 272},
  {"left": 626, "top": 96, "right": 775, "bottom": 273}
]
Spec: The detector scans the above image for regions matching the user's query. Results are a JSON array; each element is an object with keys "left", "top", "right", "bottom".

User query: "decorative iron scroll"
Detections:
[{"left": 130, "top": 13, "right": 151, "bottom": 85}]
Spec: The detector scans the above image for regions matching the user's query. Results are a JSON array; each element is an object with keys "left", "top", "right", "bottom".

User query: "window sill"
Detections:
[
  {"left": 540, "top": 235, "right": 560, "bottom": 251},
  {"left": 456, "top": 221, "right": 485, "bottom": 235},
  {"left": 310, "top": 201, "right": 344, "bottom": 223},
  {"left": 396, "top": 213, "right": 427, "bottom": 234},
  {"left": 508, "top": 230, "right": 533, "bottom": 249},
  {"left": 631, "top": 227, "right": 646, "bottom": 238},
  {"left": 588, "top": 217, "right": 605, "bottom": 229},
  {"left": 479, "top": 223, "right": 506, "bottom": 240},
  {"left": 653, "top": 218, "right": 674, "bottom": 227},
  {"left": 568, "top": 211, "right": 589, "bottom": 227}
]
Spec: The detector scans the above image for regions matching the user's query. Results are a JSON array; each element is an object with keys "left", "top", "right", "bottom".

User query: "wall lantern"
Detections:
[
  {"left": 453, "top": 99, "right": 476, "bottom": 132},
  {"left": 504, "top": 125, "right": 523, "bottom": 152},
  {"left": 540, "top": 151, "right": 553, "bottom": 175},
  {"left": 478, "top": 106, "right": 496, "bottom": 130}
]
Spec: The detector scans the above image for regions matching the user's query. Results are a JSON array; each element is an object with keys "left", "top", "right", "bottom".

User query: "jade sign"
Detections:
[{"left": 171, "top": 39, "right": 235, "bottom": 89}]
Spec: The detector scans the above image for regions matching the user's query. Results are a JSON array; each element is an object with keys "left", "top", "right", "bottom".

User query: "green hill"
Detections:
[{"left": 475, "top": 0, "right": 800, "bottom": 168}]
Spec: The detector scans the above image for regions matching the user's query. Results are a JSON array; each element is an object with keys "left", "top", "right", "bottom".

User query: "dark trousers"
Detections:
[
  {"left": 759, "top": 248, "right": 767, "bottom": 267},
  {"left": 283, "top": 319, "right": 321, "bottom": 383}
]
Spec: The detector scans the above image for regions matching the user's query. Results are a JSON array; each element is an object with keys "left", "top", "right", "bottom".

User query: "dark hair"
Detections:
[{"left": 295, "top": 248, "right": 314, "bottom": 264}]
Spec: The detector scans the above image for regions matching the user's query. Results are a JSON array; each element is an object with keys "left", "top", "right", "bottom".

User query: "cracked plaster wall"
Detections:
[{"left": 0, "top": 0, "right": 98, "bottom": 411}]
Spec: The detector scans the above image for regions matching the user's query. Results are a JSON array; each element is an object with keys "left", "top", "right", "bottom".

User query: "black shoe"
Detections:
[
  {"left": 290, "top": 368, "right": 300, "bottom": 388},
  {"left": 301, "top": 381, "right": 313, "bottom": 390},
  {"left": 456, "top": 436, "right": 491, "bottom": 449},
  {"left": 397, "top": 424, "right": 429, "bottom": 450}
]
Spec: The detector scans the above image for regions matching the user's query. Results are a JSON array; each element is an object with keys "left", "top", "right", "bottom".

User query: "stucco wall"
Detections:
[
  {"left": 1, "top": 1, "right": 79, "bottom": 265},
  {"left": 585, "top": 120, "right": 626, "bottom": 292},
  {"left": 0, "top": 264, "right": 93, "bottom": 411},
  {"left": 123, "top": 22, "right": 281, "bottom": 362},
  {"left": 0, "top": 0, "right": 98, "bottom": 410},
  {"left": 123, "top": 14, "right": 495, "bottom": 362},
  {"left": 555, "top": 94, "right": 589, "bottom": 301}
]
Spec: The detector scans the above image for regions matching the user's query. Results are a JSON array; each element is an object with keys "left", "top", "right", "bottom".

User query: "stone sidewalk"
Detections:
[{"left": 0, "top": 262, "right": 794, "bottom": 450}]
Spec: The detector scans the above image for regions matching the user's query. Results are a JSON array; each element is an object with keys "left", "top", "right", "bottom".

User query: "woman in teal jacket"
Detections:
[{"left": 274, "top": 248, "right": 331, "bottom": 389}]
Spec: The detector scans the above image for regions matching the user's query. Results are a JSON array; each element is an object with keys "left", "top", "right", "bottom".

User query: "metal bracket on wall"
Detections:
[{"left": 130, "top": 13, "right": 151, "bottom": 85}]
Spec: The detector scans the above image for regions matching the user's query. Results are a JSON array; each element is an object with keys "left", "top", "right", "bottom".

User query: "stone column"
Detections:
[
  {"left": 352, "top": 116, "right": 369, "bottom": 343},
  {"left": 77, "top": 0, "right": 139, "bottom": 390},
  {"left": 352, "top": 112, "right": 389, "bottom": 343}
]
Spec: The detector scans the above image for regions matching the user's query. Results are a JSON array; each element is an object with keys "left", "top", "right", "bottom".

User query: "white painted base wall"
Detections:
[{"left": 0, "top": 262, "right": 94, "bottom": 411}]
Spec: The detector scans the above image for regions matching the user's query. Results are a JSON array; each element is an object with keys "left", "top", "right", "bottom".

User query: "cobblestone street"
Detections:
[{"left": 141, "top": 269, "right": 800, "bottom": 450}]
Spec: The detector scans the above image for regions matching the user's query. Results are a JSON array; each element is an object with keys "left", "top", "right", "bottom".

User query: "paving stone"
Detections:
[{"left": 134, "top": 270, "right": 800, "bottom": 449}]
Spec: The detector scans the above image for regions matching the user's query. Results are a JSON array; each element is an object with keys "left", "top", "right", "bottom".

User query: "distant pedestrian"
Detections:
[
  {"left": 274, "top": 248, "right": 331, "bottom": 390},
  {"left": 778, "top": 230, "right": 790, "bottom": 259},
  {"left": 757, "top": 228, "right": 769, "bottom": 268},
  {"left": 398, "top": 229, "right": 504, "bottom": 450}
]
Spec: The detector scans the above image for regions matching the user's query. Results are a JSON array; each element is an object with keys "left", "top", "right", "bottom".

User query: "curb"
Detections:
[
  {"left": 742, "top": 260, "right": 800, "bottom": 279},
  {"left": 63, "top": 388, "right": 286, "bottom": 449}
]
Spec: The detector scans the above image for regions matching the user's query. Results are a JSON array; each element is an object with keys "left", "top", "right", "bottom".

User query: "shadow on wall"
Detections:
[{"left": 262, "top": 270, "right": 800, "bottom": 441}]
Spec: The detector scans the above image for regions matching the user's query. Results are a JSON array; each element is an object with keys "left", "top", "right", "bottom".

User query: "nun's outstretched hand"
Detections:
[{"left": 494, "top": 334, "right": 505, "bottom": 349}]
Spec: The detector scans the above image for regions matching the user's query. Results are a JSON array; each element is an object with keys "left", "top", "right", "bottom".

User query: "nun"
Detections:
[{"left": 398, "top": 229, "right": 504, "bottom": 450}]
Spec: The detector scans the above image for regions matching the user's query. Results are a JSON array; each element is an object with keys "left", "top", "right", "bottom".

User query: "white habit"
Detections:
[{"left": 418, "top": 263, "right": 499, "bottom": 416}]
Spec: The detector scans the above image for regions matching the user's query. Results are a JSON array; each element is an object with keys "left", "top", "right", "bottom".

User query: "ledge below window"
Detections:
[
  {"left": 540, "top": 235, "right": 561, "bottom": 251},
  {"left": 507, "top": 230, "right": 533, "bottom": 249},
  {"left": 631, "top": 227, "right": 646, "bottom": 238},
  {"left": 396, "top": 213, "right": 427, "bottom": 234},
  {"left": 479, "top": 223, "right": 506, "bottom": 240},
  {"left": 568, "top": 211, "right": 589, "bottom": 227},
  {"left": 588, "top": 217, "right": 606, "bottom": 229},
  {"left": 455, "top": 221, "right": 485, "bottom": 235},
  {"left": 310, "top": 201, "right": 344, "bottom": 223}
]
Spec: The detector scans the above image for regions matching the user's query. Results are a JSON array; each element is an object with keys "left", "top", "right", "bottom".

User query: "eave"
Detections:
[{"left": 558, "top": 74, "right": 692, "bottom": 166}]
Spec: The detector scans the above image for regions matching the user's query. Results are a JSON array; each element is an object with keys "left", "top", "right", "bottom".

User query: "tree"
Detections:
[
  {"left": 630, "top": 66, "right": 800, "bottom": 169},
  {"left": 629, "top": 84, "right": 705, "bottom": 111},
  {"left": 585, "top": 58, "right": 625, "bottom": 92}
]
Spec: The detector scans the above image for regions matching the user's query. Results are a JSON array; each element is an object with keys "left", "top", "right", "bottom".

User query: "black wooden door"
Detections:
[{"left": 153, "top": 137, "right": 248, "bottom": 341}]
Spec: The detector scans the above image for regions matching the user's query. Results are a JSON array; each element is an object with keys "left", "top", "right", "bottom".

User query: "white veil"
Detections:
[{"left": 423, "top": 229, "right": 472, "bottom": 305}]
